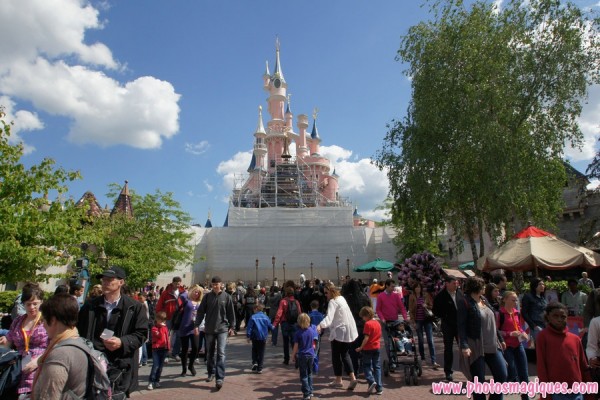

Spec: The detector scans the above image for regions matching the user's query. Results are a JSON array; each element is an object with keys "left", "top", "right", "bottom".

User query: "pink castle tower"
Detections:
[{"left": 234, "top": 40, "right": 341, "bottom": 209}]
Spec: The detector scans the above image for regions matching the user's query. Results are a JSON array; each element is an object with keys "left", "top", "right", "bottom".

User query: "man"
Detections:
[
  {"left": 369, "top": 278, "right": 383, "bottom": 310},
  {"left": 376, "top": 279, "right": 408, "bottom": 362},
  {"left": 272, "top": 286, "right": 303, "bottom": 365},
  {"left": 433, "top": 276, "right": 463, "bottom": 381},
  {"left": 562, "top": 279, "right": 587, "bottom": 317},
  {"left": 299, "top": 273, "right": 306, "bottom": 286},
  {"left": 194, "top": 276, "right": 236, "bottom": 390},
  {"left": 580, "top": 272, "right": 595, "bottom": 290},
  {"left": 78, "top": 266, "right": 148, "bottom": 397},
  {"left": 156, "top": 276, "right": 184, "bottom": 360},
  {"left": 492, "top": 274, "right": 508, "bottom": 297},
  {"left": 234, "top": 280, "right": 247, "bottom": 331}
]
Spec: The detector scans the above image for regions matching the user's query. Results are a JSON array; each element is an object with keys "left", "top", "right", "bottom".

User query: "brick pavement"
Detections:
[{"left": 130, "top": 332, "right": 535, "bottom": 399}]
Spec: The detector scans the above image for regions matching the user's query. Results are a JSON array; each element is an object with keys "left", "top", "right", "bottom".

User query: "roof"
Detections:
[{"left": 110, "top": 181, "right": 134, "bottom": 218}]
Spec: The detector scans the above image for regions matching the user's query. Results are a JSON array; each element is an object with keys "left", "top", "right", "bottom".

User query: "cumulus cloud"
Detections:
[
  {"left": 0, "top": 0, "right": 181, "bottom": 150},
  {"left": 204, "top": 180, "right": 214, "bottom": 192},
  {"left": 565, "top": 84, "right": 600, "bottom": 162},
  {"left": 185, "top": 140, "right": 210, "bottom": 155},
  {"left": 216, "top": 145, "right": 390, "bottom": 220}
]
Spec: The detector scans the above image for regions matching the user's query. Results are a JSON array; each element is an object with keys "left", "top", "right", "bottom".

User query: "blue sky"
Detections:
[{"left": 2, "top": 0, "right": 599, "bottom": 226}]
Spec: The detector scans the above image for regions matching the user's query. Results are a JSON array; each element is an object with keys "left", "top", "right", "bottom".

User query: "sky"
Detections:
[{"left": 1, "top": 0, "right": 599, "bottom": 227}]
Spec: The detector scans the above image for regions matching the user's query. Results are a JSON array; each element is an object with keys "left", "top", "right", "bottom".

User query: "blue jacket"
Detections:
[
  {"left": 309, "top": 310, "right": 324, "bottom": 327},
  {"left": 247, "top": 312, "right": 272, "bottom": 341}
]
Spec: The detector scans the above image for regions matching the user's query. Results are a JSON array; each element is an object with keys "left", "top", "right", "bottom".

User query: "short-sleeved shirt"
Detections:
[
  {"left": 362, "top": 319, "right": 381, "bottom": 351},
  {"left": 294, "top": 326, "right": 317, "bottom": 357}
]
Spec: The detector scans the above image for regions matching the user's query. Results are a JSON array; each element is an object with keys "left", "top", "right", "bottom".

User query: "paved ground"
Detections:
[{"left": 130, "top": 331, "right": 536, "bottom": 399}]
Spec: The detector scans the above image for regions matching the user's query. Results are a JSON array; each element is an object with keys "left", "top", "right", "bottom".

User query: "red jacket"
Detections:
[
  {"left": 155, "top": 284, "right": 184, "bottom": 320},
  {"left": 273, "top": 296, "right": 302, "bottom": 326},
  {"left": 536, "top": 324, "right": 591, "bottom": 393},
  {"left": 151, "top": 323, "right": 170, "bottom": 350}
]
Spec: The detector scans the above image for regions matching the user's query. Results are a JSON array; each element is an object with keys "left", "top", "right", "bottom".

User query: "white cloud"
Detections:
[
  {"left": 216, "top": 150, "right": 253, "bottom": 191},
  {"left": 565, "top": 84, "right": 600, "bottom": 162},
  {"left": 216, "top": 145, "right": 390, "bottom": 220},
  {"left": 185, "top": 140, "right": 210, "bottom": 155},
  {"left": 0, "top": 0, "right": 181, "bottom": 150},
  {"left": 0, "top": 96, "right": 44, "bottom": 154},
  {"left": 204, "top": 180, "right": 214, "bottom": 192}
]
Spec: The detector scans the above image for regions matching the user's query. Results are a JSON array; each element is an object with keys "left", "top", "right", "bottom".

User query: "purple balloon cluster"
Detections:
[{"left": 395, "top": 252, "right": 445, "bottom": 295}]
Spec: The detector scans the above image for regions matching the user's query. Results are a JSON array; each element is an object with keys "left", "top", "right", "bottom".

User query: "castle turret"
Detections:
[
  {"left": 296, "top": 114, "right": 309, "bottom": 158},
  {"left": 309, "top": 110, "right": 321, "bottom": 156},
  {"left": 253, "top": 106, "right": 267, "bottom": 170}
]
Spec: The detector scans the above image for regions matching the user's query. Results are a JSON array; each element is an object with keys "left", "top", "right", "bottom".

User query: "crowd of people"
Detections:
[{"left": 2, "top": 268, "right": 600, "bottom": 399}]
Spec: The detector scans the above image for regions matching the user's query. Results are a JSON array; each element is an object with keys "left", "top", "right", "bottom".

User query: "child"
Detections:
[
  {"left": 291, "top": 313, "right": 318, "bottom": 400},
  {"left": 536, "top": 302, "right": 591, "bottom": 400},
  {"left": 391, "top": 321, "right": 413, "bottom": 355},
  {"left": 308, "top": 300, "right": 324, "bottom": 374},
  {"left": 356, "top": 306, "right": 383, "bottom": 395},
  {"left": 246, "top": 303, "right": 272, "bottom": 373},
  {"left": 148, "top": 311, "right": 170, "bottom": 390}
]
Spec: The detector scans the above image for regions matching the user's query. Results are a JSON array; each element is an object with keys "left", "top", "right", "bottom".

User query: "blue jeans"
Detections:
[
  {"left": 469, "top": 350, "right": 508, "bottom": 400},
  {"left": 552, "top": 395, "right": 583, "bottom": 400},
  {"left": 503, "top": 343, "right": 528, "bottom": 383},
  {"left": 149, "top": 348, "right": 168, "bottom": 383},
  {"left": 281, "top": 322, "right": 298, "bottom": 362},
  {"left": 297, "top": 354, "right": 314, "bottom": 398},
  {"left": 362, "top": 349, "right": 383, "bottom": 392},
  {"left": 140, "top": 341, "right": 148, "bottom": 364},
  {"left": 166, "top": 319, "right": 181, "bottom": 356},
  {"left": 416, "top": 320, "right": 436, "bottom": 363},
  {"left": 206, "top": 331, "right": 228, "bottom": 381}
]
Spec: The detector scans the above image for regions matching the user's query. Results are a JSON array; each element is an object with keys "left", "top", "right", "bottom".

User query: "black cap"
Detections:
[{"left": 96, "top": 266, "right": 127, "bottom": 280}]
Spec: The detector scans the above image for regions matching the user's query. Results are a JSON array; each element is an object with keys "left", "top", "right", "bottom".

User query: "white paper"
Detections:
[{"left": 100, "top": 328, "right": 114, "bottom": 340}]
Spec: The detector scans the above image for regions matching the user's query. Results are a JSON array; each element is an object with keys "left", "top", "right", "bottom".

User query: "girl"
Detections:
[{"left": 409, "top": 282, "right": 439, "bottom": 368}]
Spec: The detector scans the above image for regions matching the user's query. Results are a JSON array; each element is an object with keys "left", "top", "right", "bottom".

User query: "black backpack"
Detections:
[
  {"left": 171, "top": 296, "right": 186, "bottom": 331},
  {"left": 286, "top": 299, "right": 300, "bottom": 323}
]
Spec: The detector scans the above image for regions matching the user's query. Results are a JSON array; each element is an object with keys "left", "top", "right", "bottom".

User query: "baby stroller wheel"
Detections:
[
  {"left": 404, "top": 366, "right": 410, "bottom": 385},
  {"left": 411, "top": 368, "right": 419, "bottom": 385},
  {"left": 383, "top": 359, "right": 389, "bottom": 377}
]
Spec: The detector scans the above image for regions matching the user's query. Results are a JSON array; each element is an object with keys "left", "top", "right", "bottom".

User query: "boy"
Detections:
[
  {"left": 536, "top": 302, "right": 591, "bottom": 400},
  {"left": 292, "top": 313, "right": 318, "bottom": 400},
  {"left": 148, "top": 311, "right": 170, "bottom": 390},
  {"left": 246, "top": 303, "right": 272, "bottom": 373},
  {"left": 308, "top": 299, "right": 325, "bottom": 373},
  {"left": 356, "top": 306, "right": 383, "bottom": 395},
  {"left": 391, "top": 321, "right": 413, "bottom": 355}
]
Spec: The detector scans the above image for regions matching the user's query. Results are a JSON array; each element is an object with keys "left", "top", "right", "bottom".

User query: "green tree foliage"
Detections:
[
  {"left": 77, "top": 185, "right": 195, "bottom": 289},
  {"left": 0, "top": 110, "right": 82, "bottom": 284},
  {"left": 375, "top": 0, "right": 600, "bottom": 261}
]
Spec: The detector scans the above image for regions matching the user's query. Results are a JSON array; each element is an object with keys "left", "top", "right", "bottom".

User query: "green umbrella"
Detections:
[
  {"left": 353, "top": 258, "right": 397, "bottom": 272},
  {"left": 458, "top": 261, "right": 475, "bottom": 270}
]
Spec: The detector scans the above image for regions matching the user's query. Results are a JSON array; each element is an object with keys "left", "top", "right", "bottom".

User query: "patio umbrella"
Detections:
[
  {"left": 458, "top": 261, "right": 475, "bottom": 270},
  {"left": 353, "top": 258, "right": 397, "bottom": 272},
  {"left": 478, "top": 225, "right": 600, "bottom": 272}
]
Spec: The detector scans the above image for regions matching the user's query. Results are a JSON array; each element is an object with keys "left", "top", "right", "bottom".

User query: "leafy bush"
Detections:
[
  {"left": 0, "top": 291, "right": 19, "bottom": 314},
  {"left": 506, "top": 280, "right": 592, "bottom": 296},
  {"left": 396, "top": 252, "right": 445, "bottom": 294}
]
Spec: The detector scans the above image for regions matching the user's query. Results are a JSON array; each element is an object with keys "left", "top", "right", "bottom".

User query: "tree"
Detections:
[
  {"left": 375, "top": 0, "right": 600, "bottom": 261},
  {"left": 77, "top": 185, "right": 195, "bottom": 289},
  {"left": 0, "top": 109, "right": 82, "bottom": 284}
]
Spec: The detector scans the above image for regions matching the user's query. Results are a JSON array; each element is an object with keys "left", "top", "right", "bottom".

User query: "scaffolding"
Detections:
[{"left": 231, "top": 157, "right": 350, "bottom": 209}]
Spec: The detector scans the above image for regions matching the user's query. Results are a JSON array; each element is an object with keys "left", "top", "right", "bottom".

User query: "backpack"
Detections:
[
  {"left": 57, "top": 338, "right": 112, "bottom": 400},
  {"left": 0, "top": 348, "right": 21, "bottom": 397},
  {"left": 171, "top": 296, "right": 185, "bottom": 331},
  {"left": 286, "top": 299, "right": 300, "bottom": 323}
]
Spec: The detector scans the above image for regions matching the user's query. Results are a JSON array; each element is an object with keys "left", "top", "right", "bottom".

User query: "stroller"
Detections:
[{"left": 382, "top": 321, "right": 422, "bottom": 385}]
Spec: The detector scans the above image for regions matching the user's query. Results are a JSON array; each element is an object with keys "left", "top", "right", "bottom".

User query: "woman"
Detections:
[
  {"left": 31, "top": 294, "right": 86, "bottom": 400},
  {"left": 0, "top": 283, "right": 48, "bottom": 399},
  {"left": 458, "top": 276, "right": 507, "bottom": 400},
  {"left": 409, "top": 282, "right": 440, "bottom": 368},
  {"left": 243, "top": 288, "right": 258, "bottom": 328},
  {"left": 521, "top": 278, "right": 547, "bottom": 340},
  {"left": 341, "top": 279, "right": 371, "bottom": 374},
  {"left": 484, "top": 283, "right": 501, "bottom": 313},
  {"left": 317, "top": 282, "right": 359, "bottom": 391},
  {"left": 497, "top": 291, "right": 529, "bottom": 400},
  {"left": 268, "top": 286, "right": 282, "bottom": 346},
  {"left": 179, "top": 284, "right": 203, "bottom": 376}
]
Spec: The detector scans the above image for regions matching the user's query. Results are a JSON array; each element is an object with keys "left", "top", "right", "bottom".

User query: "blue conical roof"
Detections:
[
  {"left": 247, "top": 153, "right": 257, "bottom": 172},
  {"left": 311, "top": 119, "right": 320, "bottom": 139}
]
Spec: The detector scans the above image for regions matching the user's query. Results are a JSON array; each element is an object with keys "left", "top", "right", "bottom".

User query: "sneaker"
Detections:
[
  {"left": 206, "top": 375, "right": 214, "bottom": 382},
  {"left": 368, "top": 382, "right": 377, "bottom": 394},
  {"left": 328, "top": 381, "right": 343, "bottom": 388},
  {"left": 445, "top": 373, "right": 453, "bottom": 381},
  {"left": 164, "top": 357, "right": 169, "bottom": 364},
  {"left": 252, "top": 363, "right": 258, "bottom": 372},
  {"left": 376, "top": 390, "right": 383, "bottom": 395},
  {"left": 147, "top": 383, "right": 154, "bottom": 390},
  {"left": 216, "top": 380, "right": 223, "bottom": 390},
  {"left": 432, "top": 362, "right": 441, "bottom": 369},
  {"left": 347, "top": 380, "right": 358, "bottom": 391},
  {"left": 257, "top": 369, "right": 263, "bottom": 374}
]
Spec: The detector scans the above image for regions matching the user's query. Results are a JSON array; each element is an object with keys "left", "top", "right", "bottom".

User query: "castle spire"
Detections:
[
  {"left": 274, "top": 36, "right": 285, "bottom": 82},
  {"left": 264, "top": 60, "right": 270, "bottom": 77},
  {"left": 255, "top": 105, "right": 266, "bottom": 134},
  {"left": 311, "top": 107, "right": 320, "bottom": 140}
]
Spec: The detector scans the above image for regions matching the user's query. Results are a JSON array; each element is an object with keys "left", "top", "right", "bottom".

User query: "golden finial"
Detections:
[{"left": 313, "top": 107, "right": 319, "bottom": 120}]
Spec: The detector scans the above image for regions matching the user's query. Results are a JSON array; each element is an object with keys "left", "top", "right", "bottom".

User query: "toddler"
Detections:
[{"left": 148, "top": 311, "right": 170, "bottom": 390}]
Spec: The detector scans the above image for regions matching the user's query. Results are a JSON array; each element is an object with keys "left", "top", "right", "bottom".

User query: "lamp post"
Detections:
[
  {"left": 336, "top": 255, "right": 340, "bottom": 286},
  {"left": 255, "top": 259, "right": 259, "bottom": 287},
  {"left": 272, "top": 256, "right": 276, "bottom": 285},
  {"left": 346, "top": 258, "right": 350, "bottom": 277},
  {"left": 283, "top": 262, "right": 286, "bottom": 282},
  {"left": 310, "top": 262, "right": 314, "bottom": 281}
]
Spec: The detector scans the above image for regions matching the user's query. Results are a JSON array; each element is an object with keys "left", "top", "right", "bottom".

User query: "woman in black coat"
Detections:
[{"left": 342, "top": 279, "right": 372, "bottom": 373}]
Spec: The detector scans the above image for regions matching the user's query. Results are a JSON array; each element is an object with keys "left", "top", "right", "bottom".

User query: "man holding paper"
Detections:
[{"left": 78, "top": 265, "right": 148, "bottom": 398}]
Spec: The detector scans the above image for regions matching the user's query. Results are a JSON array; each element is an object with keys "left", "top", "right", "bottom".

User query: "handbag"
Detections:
[{"left": 423, "top": 307, "right": 437, "bottom": 323}]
